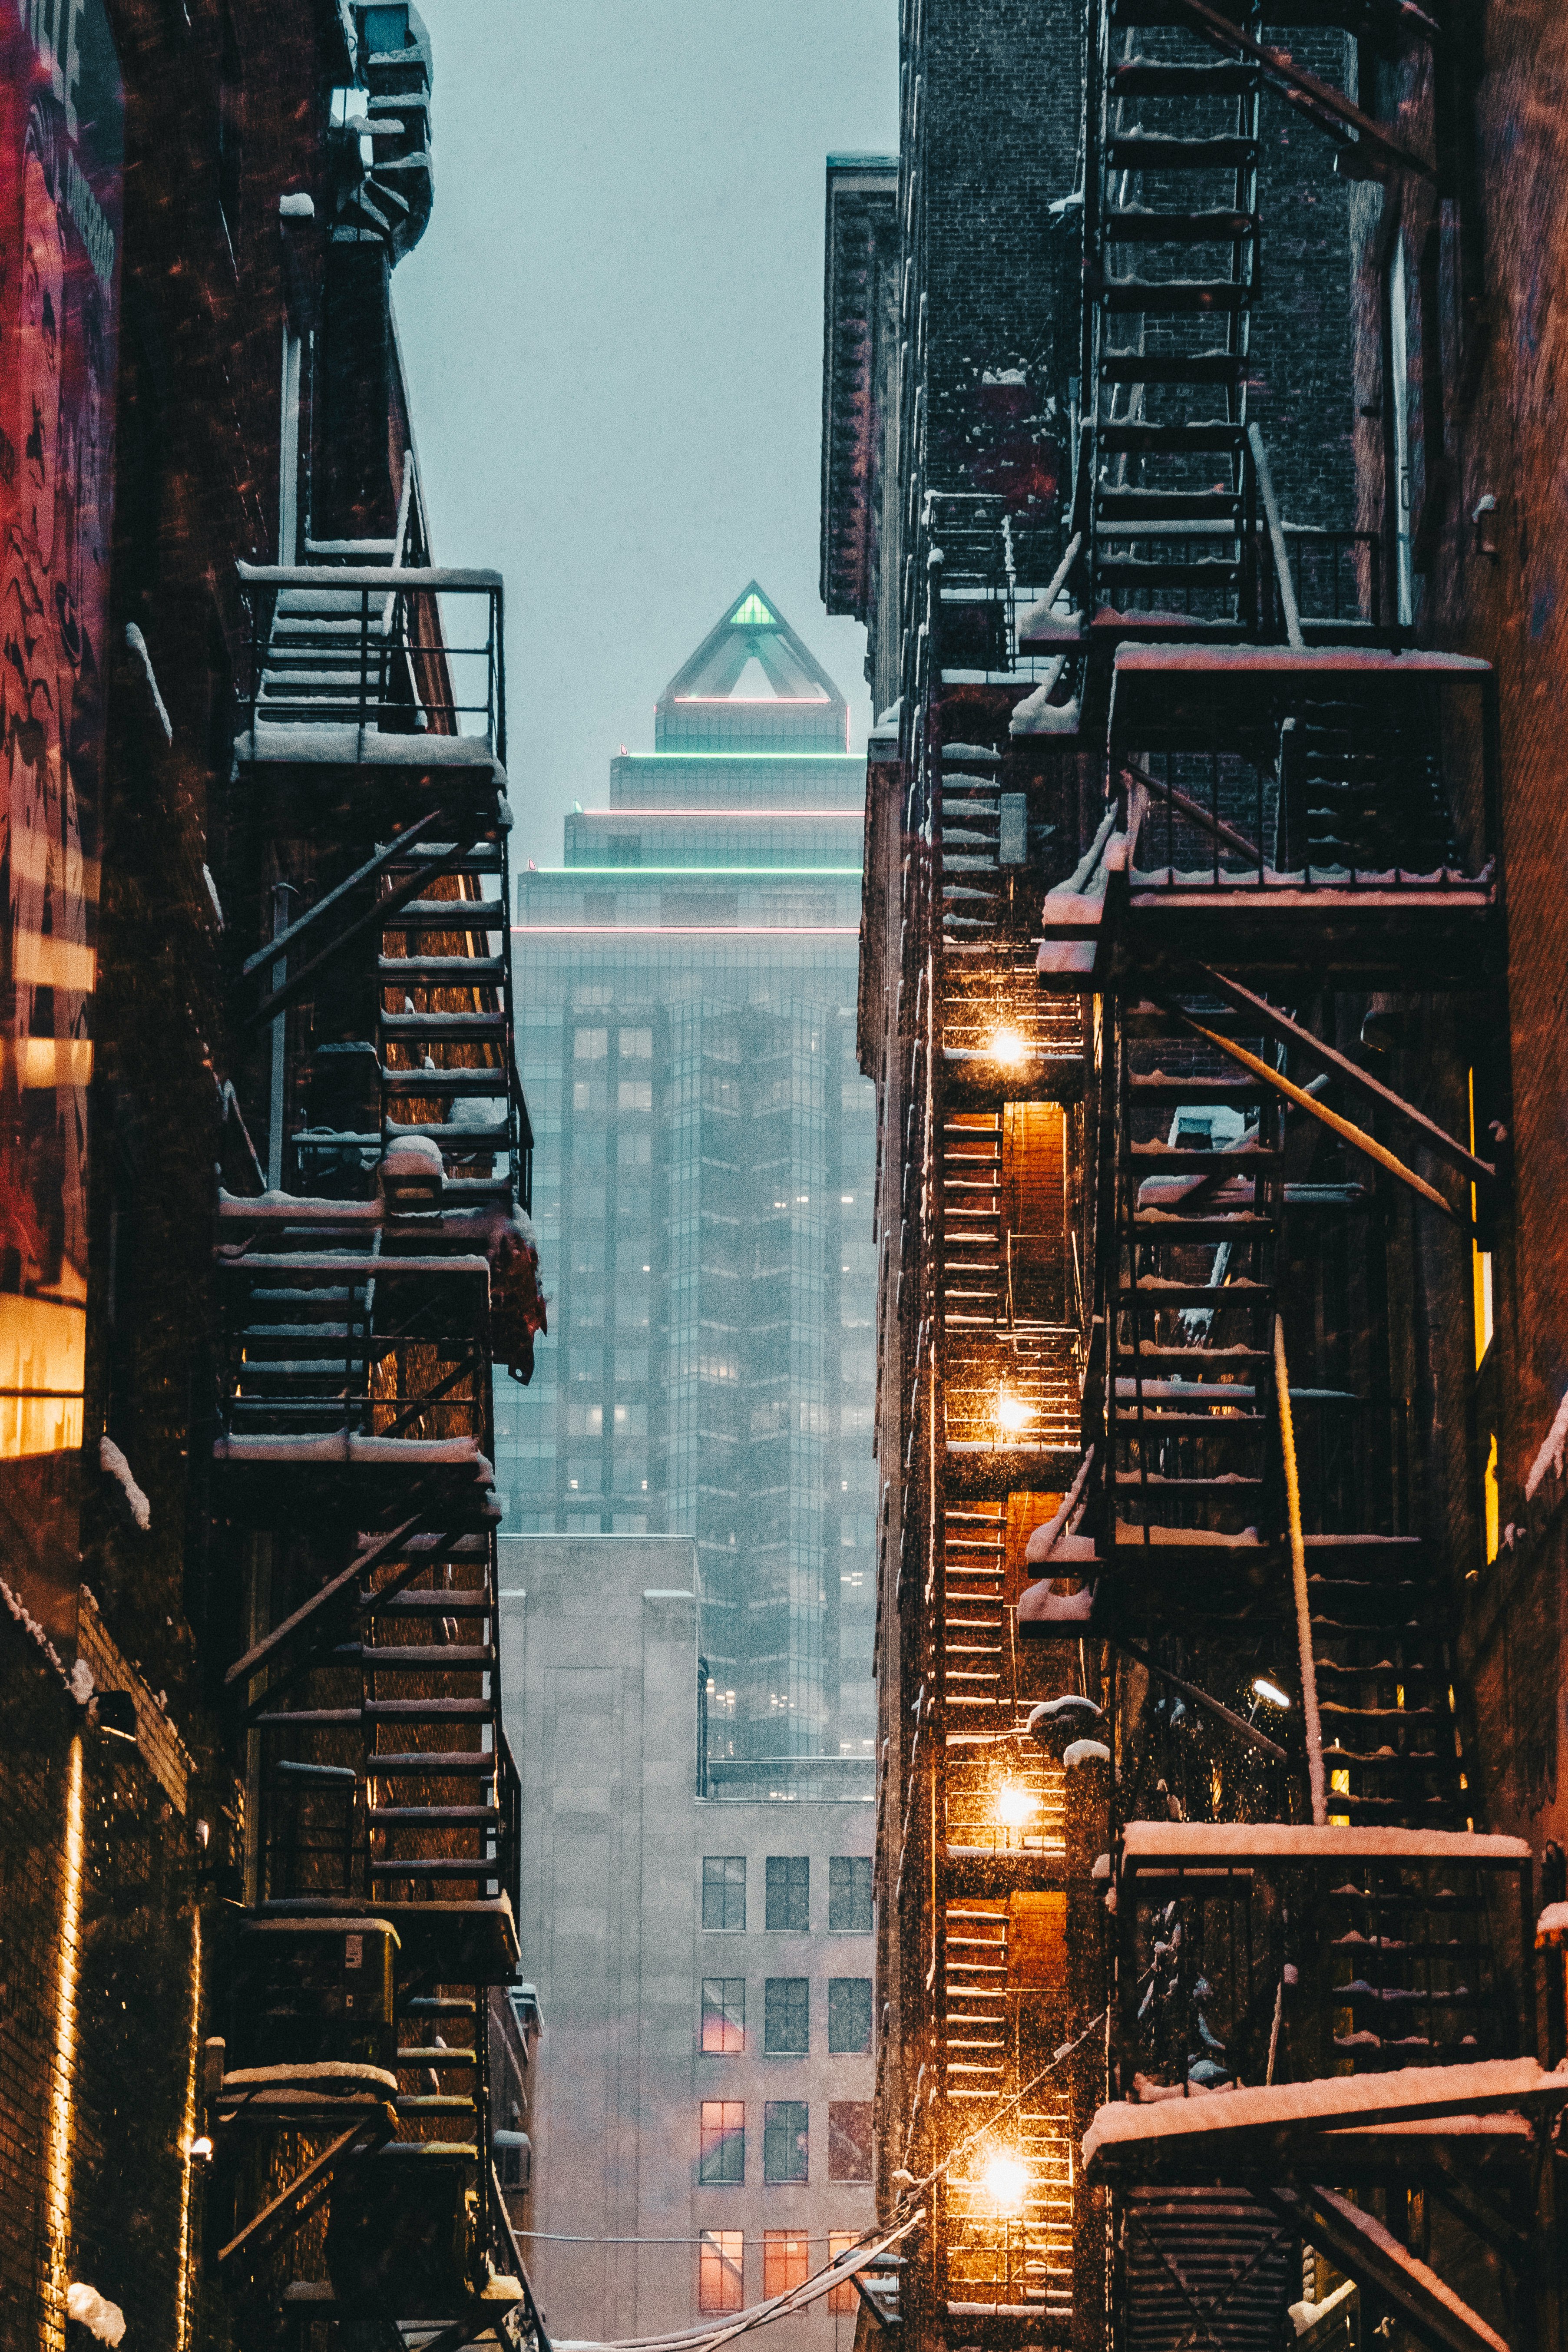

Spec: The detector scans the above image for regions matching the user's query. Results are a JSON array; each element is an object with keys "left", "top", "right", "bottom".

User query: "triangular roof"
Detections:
[{"left": 657, "top": 583, "right": 847, "bottom": 738}]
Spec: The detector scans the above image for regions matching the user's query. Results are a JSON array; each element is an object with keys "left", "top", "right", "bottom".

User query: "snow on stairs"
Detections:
[
  {"left": 939, "top": 744, "right": 1004, "bottom": 939},
  {"left": 942, "top": 1113, "right": 1006, "bottom": 1329},
  {"left": 1108, "top": 1004, "right": 1283, "bottom": 1570},
  {"left": 942, "top": 1902, "right": 1076, "bottom": 2322},
  {"left": 1090, "top": 4, "right": 1263, "bottom": 646},
  {"left": 943, "top": 1505, "right": 1009, "bottom": 1714},
  {"left": 377, "top": 834, "right": 516, "bottom": 1205}
]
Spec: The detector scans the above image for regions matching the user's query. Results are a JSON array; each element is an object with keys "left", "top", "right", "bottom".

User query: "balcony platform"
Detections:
[{"left": 258, "top": 1892, "right": 519, "bottom": 1982}]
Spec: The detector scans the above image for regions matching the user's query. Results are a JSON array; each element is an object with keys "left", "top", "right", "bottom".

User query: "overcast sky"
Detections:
[{"left": 395, "top": 1, "right": 898, "bottom": 870}]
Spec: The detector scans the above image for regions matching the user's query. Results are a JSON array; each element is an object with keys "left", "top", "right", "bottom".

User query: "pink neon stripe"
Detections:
[
  {"left": 510, "top": 926, "right": 858, "bottom": 937},
  {"left": 571, "top": 809, "right": 864, "bottom": 819}
]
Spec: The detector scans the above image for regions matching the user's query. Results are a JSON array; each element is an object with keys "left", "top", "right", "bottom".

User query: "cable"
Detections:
[{"left": 549, "top": 2210, "right": 924, "bottom": 2352}]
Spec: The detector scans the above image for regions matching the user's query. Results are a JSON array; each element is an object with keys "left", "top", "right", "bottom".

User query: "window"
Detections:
[
  {"left": 701, "top": 1978, "right": 745, "bottom": 2055},
  {"left": 620, "top": 1027, "right": 653, "bottom": 1058},
  {"left": 827, "top": 2232, "right": 859, "bottom": 2316},
  {"left": 699, "top": 2101, "right": 745, "bottom": 2186},
  {"left": 764, "top": 1977, "right": 809, "bottom": 2055},
  {"left": 828, "top": 1856, "right": 872, "bottom": 1933},
  {"left": 828, "top": 1978, "right": 872, "bottom": 2055},
  {"left": 618, "top": 1078, "right": 653, "bottom": 1111},
  {"left": 763, "top": 2233, "right": 809, "bottom": 2297},
  {"left": 829, "top": 2102, "right": 873, "bottom": 2182},
  {"left": 765, "top": 1855, "right": 809, "bottom": 1932},
  {"left": 763, "top": 2100, "right": 808, "bottom": 2185},
  {"left": 703, "top": 1856, "right": 746, "bottom": 1932},
  {"left": 574, "top": 1026, "right": 609, "bottom": 1060},
  {"left": 699, "top": 2231, "right": 743, "bottom": 2314}
]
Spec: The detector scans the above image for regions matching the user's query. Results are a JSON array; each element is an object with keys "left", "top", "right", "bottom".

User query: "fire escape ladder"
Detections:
[
  {"left": 378, "top": 827, "right": 520, "bottom": 1209},
  {"left": 1089, "top": 0, "right": 1263, "bottom": 650},
  {"left": 1103, "top": 986, "right": 1284, "bottom": 1589}
]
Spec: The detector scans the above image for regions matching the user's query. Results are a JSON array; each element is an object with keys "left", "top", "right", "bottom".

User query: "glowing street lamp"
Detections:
[
  {"left": 979, "top": 2152, "right": 1029, "bottom": 2216},
  {"left": 997, "top": 1393, "right": 1034, "bottom": 1436},
  {"left": 995, "top": 1783, "right": 1035, "bottom": 1832},
  {"left": 989, "top": 1027, "right": 1028, "bottom": 1069},
  {"left": 1251, "top": 1676, "right": 1291, "bottom": 1710}
]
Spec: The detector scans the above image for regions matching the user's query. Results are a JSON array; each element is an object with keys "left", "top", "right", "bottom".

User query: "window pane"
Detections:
[
  {"left": 700, "top": 2231, "right": 744, "bottom": 2314},
  {"left": 828, "top": 1855, "right": 872, "bottom": 1932},
  {"left": 828, "top": 2232, "right": 858, "bottom": 2317},
  {"left": 703, "top": 1856, "right": 746, "bottom": 1931},
  {"left": 764, "top": 1976, "right": 809, "bottom": 2054},
  {"left": 828, "top": 2101, "right": 873, "bottom": 2182},
  {"left": 699, "top": 2100, "right": 745, "bottom": 2185},
  {"left": 701, "top": 1977, "right": 745, "bottom": 2054},
  {"left": 828, "top": 1978, "right": 872, "bottom": 2054},
  {"left": 763, "top": 2099, "right": 809, "bottom": 2184},
  {"left": 765, "top": 1855, "right": 809, "bottom": 1932},
  {"left": 763, "top": 2232, "right": 810, "bottom": 2298}
]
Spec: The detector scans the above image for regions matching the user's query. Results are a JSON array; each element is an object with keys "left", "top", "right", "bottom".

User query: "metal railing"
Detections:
[{"left": 238, "top": 560, "right": 506, "bottom": 765}]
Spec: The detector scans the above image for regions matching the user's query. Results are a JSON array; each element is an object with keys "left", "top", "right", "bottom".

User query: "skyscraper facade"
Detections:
[{"left": 501, "top": 587, "right": 877, "bottom": 1777}]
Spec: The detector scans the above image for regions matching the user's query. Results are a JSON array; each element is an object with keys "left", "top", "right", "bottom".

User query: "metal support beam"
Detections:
[
  {"left": 1191, "top": 966, "right": 1495, "bottom": 1189},
  {"left": 1174, "top": 1013, "right": 1462, "bottom": 1221},
  {"left": 216, "top": 2108, "right": 393, "bottom": 2275},
  {"left": 1173, "top": 0, "right": 1437, "bottom": 180}
]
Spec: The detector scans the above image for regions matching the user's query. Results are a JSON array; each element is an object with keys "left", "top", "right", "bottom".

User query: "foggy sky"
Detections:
[{"left": 395, "top": 1, "right": 898, "bottom": 871}]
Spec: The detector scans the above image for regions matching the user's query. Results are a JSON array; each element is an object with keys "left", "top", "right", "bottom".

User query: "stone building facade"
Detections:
[{"left": 500, "top": 1534, "right": 875, "bottom": 2352}]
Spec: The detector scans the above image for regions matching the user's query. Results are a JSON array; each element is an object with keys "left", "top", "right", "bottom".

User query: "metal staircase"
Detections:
[
  {"left": 211, "top": 514, "right": 541, "bottom": 2332},
  {"left": 1089, "top": 0, "right": 1263, "bottom": 641}
]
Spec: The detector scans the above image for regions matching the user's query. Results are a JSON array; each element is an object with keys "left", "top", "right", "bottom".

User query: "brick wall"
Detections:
[{"left": 0, "top": 1607, "right": 207, "bottom": 2352}]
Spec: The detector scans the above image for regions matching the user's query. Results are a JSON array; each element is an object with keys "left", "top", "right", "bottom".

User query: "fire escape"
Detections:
[
  {"left": 200, "top": 13, "right": 547, "bottom": 2338},
  {"left": 880, "top": 4, "right": 1568, "bottom": 2349}
]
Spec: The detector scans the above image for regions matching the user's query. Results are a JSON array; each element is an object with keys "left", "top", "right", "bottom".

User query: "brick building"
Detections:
[
  {"left": 826, "top": 7, "right": 1568, "bottom": 2352},
  {"left": 0, "top": 0, "right": 545, "bottom": 2345}
]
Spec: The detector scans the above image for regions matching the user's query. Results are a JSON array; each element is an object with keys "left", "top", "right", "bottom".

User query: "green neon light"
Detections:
[{"left": 729, "top": 593, "right": 774, "bottom": 625}]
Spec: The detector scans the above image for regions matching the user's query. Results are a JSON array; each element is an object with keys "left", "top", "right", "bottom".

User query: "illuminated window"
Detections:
[
  {"left": 828, "top": 1856, "right": 871, "bottom": 1932},
  {"left": 763, "top": 2232, "right": 809, "bottom": 2297},
  {"left": 699, "top": 2230, "right": 744, "bottom": 2313},
  {"left": 765, "top": 1856, "right": 809, "bottom": 1931},
  {"left": 731, "top": 593, "right": 775, "bottom": 626},
  {"left": 828, "top": 1979, "right": 872, "bottom": 2054},
  {"left": 702, "top": 1856, "right": 746, "bottom": 1932},
  {"left": 828, "top": 2102, "right": 872, "bottom": 2181},
  {"left": 701, "top": 1978, "right": 745, "bottom": 2054},
  {"left": 764, "top": 2100, "right": 808, "bottom": 2184},
  {"left": 699, "top": 2101, "right": 745, "bottom": 2185},
  {"left": 764, "top": 1978, "right": 809, "bottom": 2054},
  {"left": 827, "top": 2233, "right": 859, "bottom": 2316}
]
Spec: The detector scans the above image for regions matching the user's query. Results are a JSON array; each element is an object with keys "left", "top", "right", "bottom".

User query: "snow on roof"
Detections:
[
  {"left": 214, "top": 1434, "right": 494, "bottom": 1472},
  {"left": 1113, "top": 645, "right": 1492, "bottom": 678},
  {"left": 1121, "top": 1821, "right": 1531, "bottom": 1865},
  {"left": 1536, "top": 1900, "right": 1568, "bottom": 1946},
  {"left": 1083, "top": 2058, "right": 1565, "bottom": 2171}
]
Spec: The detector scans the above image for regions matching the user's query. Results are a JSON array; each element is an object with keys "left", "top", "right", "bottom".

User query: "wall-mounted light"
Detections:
[
  {"left": 187, "top": 2137, "right": 213, "bottom": 2166},
  {"left": 995, "top": 1783, "right": 1035, "bottom": 1832},
  {"left": 997, "top": 1393, "right": 1033, "bottom": 1435},
  {"left": 979, "top": 2151, "right": 1029, "bottom": 2216},
  {"left": 1251, "top": 1676, "right": 1290, "bottom": 1710},
  {"left": 989, "top": 1027, "right": 1028, "bottom": 1069}
]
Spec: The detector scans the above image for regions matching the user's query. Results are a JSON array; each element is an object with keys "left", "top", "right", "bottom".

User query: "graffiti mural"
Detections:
[{"left": 0, "top": 0, "right": 120, "bottom": 1457}]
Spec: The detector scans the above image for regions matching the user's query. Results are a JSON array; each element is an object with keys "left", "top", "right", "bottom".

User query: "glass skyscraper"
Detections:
[{"left": 499, "top": 585, "right": 877, "bottom": 1776}]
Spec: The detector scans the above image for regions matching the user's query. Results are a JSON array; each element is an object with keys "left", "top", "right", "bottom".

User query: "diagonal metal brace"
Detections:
[
  {"left": 1191, "top": 965, "right": 1496, "bottom": 1191},
  {"left": 1173, "top": 0, "right": 1437, "bottom": 180},
  {"left": 1171, "top": 1011, "right": 1462, "bottom": 1221},
  {"left": 217, "top": 2106, "right": 394, "bottom": 2275},
  {"left": 248, "top": 829, "right": 487, "bottom": 1029}
]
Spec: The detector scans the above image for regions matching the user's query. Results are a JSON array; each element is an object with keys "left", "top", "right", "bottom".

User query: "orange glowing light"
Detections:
[{"left": 979, "top": 2152, "right": 1029, "bottom": 2214}]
